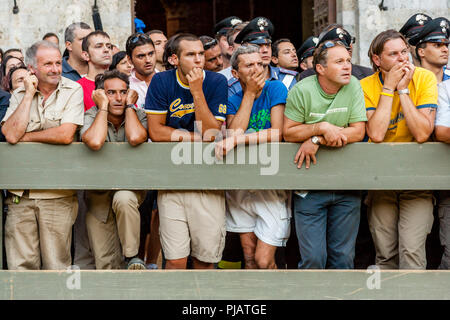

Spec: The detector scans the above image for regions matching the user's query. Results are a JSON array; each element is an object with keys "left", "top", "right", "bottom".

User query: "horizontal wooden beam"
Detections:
[
  {"left": 0, "top": 142, "right": 449, "bottom": 190},
  {"left": 1, "top": 270, "right": 449, "bottom": 300}
]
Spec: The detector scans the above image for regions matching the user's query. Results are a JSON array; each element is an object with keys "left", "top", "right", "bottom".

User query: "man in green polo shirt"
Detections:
[{"left": 283, "top": 40, "right": 367, "bottom": 269}]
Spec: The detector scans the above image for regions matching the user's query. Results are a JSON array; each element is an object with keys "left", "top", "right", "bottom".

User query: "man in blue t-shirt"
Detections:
[
  {"left": 145, "top": 33, "right": 227, "bottom": 269},
  {"left": 215, "top": 45, "right": 290, "bottom": 269}
]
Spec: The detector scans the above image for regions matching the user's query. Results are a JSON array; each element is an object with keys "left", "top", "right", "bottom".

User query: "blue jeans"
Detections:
[{"left": 293, "top": 191, "right": 361, "bottom": 269}]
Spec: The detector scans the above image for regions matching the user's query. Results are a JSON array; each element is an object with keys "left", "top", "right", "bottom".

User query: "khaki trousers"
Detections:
[
  {"left": 85, "top": 190, "right": 145, "bottom": 269},
  {"left": 5, "top": 195, "right": 78, "bottom": 270},
  {"left": 368, "top": 190, "right": 433, "bottom": 270}
]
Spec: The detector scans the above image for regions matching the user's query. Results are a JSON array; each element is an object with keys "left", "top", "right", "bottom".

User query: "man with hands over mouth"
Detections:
[
  {"left": 360, "top": 30, "right": 438, "bottom": 269},
  {"left": 215, "top": 45, "right": 290, "bottom": 269}
]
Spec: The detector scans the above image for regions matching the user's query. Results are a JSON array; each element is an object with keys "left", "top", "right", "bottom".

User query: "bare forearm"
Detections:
[
  {"left": 149, "top": 124, "right": 196, "bottom": 142},
  {"left": 192, "top": 91, "right": 221, "bottom": 133},
  {"left": 341, "top": 125, "right": 365, "bottom": 143},
  {"left": 2, "top": 94, "right": 33, "bottom": 144},
  {"left": 366, "top": 96, "right": 393, "bottom": 142},
  {"left": 235, "top": 128, "right": 283, "bottom": 145},
  {"left": 227, "top": 92, "right": 256, "bottom": 131},
  {"left": 435, "top": 126, "right": 450, "bottom": 143},
  {"left": 82, "top": 112, "right": 108, "bottom": 150},
  {"left": 21, "top": 125, "right": 76, "bottom": 145},
  {"left": 284, "top": 123, "right": 319, "bottom": 142},
  {"left": 125, "top": 109, "right": 147, "bottom": 146},
  {"left": 400, "top": 95, "right": 434, "bottom": 142}
]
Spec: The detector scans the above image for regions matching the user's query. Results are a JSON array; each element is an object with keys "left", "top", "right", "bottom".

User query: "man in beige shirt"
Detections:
[
  {"left": 1, "top": 40, "right": 84, "bottom": 270},
  {"left": 81, "top": 70, "right": 148, "bottom": 269}
]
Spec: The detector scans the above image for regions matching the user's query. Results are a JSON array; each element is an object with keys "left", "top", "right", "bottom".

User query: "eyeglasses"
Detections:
[
  {"left": 128, "top": 33, "right": 150, "bottom": 45},
  {"left": 203, "top": 38, "right": 218, "bottom": 50}
]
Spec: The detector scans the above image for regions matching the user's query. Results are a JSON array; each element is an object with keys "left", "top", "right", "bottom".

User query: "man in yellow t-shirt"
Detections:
[{"left": 361, "top": 30, "right": 437, "bottom": 270}]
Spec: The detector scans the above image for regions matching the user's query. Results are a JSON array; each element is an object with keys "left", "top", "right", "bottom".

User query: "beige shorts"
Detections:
[{"left": 157, "top": 190, "right": 226, "bottom": 263}]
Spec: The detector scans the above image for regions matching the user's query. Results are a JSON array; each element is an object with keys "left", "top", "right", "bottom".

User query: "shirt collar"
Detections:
[{"left": 176, "top": 69, "right": 206, "bottom": 90}]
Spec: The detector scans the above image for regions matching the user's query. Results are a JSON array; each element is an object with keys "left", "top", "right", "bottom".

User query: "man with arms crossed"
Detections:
[{"left": 283, "top": 40, "right": 367, "bottom": 269}]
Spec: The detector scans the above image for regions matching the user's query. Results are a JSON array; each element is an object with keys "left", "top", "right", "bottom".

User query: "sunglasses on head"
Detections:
[
  {"left": 317, "top": 40, "right": 349, "bottom": 55},
  {"left": 129, "top": 33, "right": 150, "bottom": 45},
  {"left": 203, "top": 38, "right": 218, "bottom": 50}
]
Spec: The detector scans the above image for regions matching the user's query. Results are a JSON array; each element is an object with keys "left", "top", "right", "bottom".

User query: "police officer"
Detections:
[
  {"left": 409, "top": 17, "right": 450, "bottom": 83},
  {"left": 298, "top": 24, "right": 373, "bottom": 81},
  {"left": 399, "top": 13, "right": 432, "bottom": 66},
  {"left": 227, "top": 16, "right": 297, "bottom": 97},
  {"left": 214, "top": 16, "right": 243, "bottom": 69},
  {"left": 296, "top": 36, "right": 319, "bottom": 73}
]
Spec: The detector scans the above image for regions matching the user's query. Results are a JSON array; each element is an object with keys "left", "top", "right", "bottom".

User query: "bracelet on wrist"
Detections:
[
  {"left": 380, "top": 92, "right": 394, "bottom": 98},
  {"left": 382, "top": 86, "right": 394, "bottom": 92}
]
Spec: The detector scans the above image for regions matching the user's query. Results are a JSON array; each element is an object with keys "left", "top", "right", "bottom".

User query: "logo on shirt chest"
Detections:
[{"left": 169, "top": 98, "right": 195, "bottom": 118}]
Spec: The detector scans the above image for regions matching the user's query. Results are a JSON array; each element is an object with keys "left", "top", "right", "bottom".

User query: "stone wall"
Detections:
[
  {"left": 0, "top": 0, "right": 132, "bottom": 54},
  {"left": 337, "top": 0, "right": 450, "bottom": 67}
]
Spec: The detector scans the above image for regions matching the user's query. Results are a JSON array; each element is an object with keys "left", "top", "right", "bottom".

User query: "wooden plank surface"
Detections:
[
  {"left": 0, "top": 270, "right": 449, "bottom": 300},
  {"left": 0, "top": 142, "right": 449, "bottom": 190}
]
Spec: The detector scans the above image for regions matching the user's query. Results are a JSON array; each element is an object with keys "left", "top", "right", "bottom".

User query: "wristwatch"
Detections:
[
  {"left": 311, "top": 136, "right": 320, "bottom": 145},
  {"left": 125, "top": 104, "right": 136, "bottom": 110},
  {"left": 398, "top": 88, "right": 410, "bottom": 95}
]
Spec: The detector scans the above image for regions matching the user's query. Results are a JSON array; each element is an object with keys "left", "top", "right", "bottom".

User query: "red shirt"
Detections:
[{"left": 77, "top": 77, "right": 96, "bottom": 112}]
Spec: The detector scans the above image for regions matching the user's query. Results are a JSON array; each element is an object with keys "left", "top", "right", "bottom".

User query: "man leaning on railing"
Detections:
[
  {"left": 361, "top": 30, "right": 438, "bottom": 270},
  {"left": 0, "top": 40, "right": 84, "bottom": 270}
]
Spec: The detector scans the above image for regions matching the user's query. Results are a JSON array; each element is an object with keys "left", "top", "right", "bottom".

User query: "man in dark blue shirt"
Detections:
[
  {"left": 62, "top": 22, "right": 92, "bottom": 81},
  {"left": 145, "top": 33, "right": 227, "bottom": 270}
]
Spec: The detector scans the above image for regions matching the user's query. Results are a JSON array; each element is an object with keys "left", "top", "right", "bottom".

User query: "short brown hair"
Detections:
[
  {"left": 368, "top": 29, "right": 408, "bottom": 72},
  {"left": 313, "top": 40, "right": 348, "bottom": 72}
]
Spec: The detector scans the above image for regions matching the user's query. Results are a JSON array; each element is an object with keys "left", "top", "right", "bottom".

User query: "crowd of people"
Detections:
[{"left": 0, "top": 12, "right": 449, "bottom": 271}]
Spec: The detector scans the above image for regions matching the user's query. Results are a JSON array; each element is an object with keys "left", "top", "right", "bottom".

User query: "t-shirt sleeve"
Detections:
[
  {"left": 61, "top": 85, "right": 84, "bottom": 126},
  {"left": 436, "top": 81, "right": 450, "bottom": 127},
  {"left": 206, "top": 74, "right": 227, "bottom": 121},
  {"left": 144, "top": 74, "right": 168, "bottom": 115},
  {"left": 227, "top": 95, "right": 239, "bottom": 116},
  {"left": 79, "top": 109, "right": 97, "bottom": 138},
  {"left": 268, "top": 81, "right": 288, "bottom": 107},
  {"left": 349, "top": 79, "right": 368, "bottom": 123},
  {"left": 1, "top": 91, "right": 18, "bottom": 124},
  {"left": 284, "top": 85, "right": 305, "bottom": 123},
  {"left": 137, "top": 108, "right": 149, "bottom": 130},
  {"left": 416, "top": 70, "right": 438, "bottom": 109},
  {"left": 361, "top": 79, "right": 376, "bottom": 112}
]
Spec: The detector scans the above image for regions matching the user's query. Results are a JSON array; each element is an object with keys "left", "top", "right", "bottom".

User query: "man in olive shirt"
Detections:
[
  {"left": 81, "top": 70, "right": 148, "bottom": 269},
  {"left": 1, "top": 40, "right": 84, "bottom": 270}
]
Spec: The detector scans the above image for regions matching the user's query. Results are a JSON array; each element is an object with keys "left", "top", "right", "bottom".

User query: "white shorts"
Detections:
[{"left": 226, "top": 190, "right": 291, "bottom": 247}]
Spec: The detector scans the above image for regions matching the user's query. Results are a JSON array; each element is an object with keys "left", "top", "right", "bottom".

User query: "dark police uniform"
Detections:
[
  {"left": 214, "top": 16, "right": 243, "bottom": 37},
  {"left": 399, "top": 13, "right": 432, "bottom": 42},
  {"left": 409, "top": 17, "right": 450, "bottom": 82},
  {"left": 297, "top": 26, "right": 373, "bottom": 82}
]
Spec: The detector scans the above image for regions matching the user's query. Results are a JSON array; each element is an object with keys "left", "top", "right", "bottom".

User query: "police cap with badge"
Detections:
[
  {"left": 214, "top": 16, "right": 243, "bottom": 37},
  {"left": 409, "top": 17, "right": 450, "bottom": 47},
  {"left": 316, "top": 26, "right": 354, "bottom": 48},
  {"left": 234, "top": 17, "right": 274, "bottom": 45},
  {"left": 399, "top": 13, "right": 432, "bottom": 42},
  {"left": 297, "top": 36, "right": 319, "bottom": 63}
]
